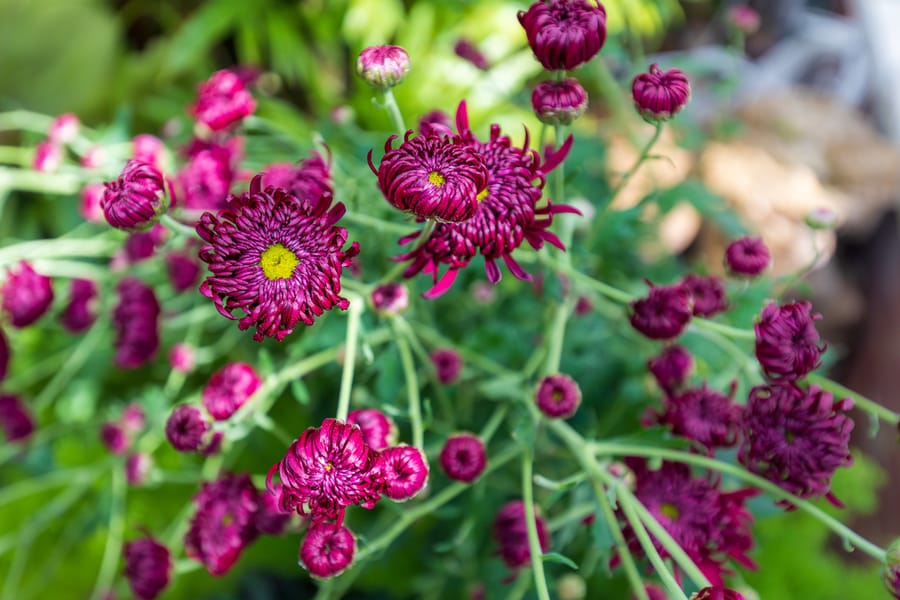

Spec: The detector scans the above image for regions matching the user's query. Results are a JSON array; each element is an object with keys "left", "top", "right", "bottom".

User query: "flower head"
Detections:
[
  {"left": 532, "top": 78, "right": 588, "bottom": 125},
  {"left": 648, "top": 344, "right": 693, "bottom": 393},
  {"left": 191, "top": 69, "right": 256, "bottom": 132},
  {"left": 518, "top": 0, "right": 608, "bottom": 71},
  {"left": 632, "top": 64, "right": 691, "bottom": 122},
  {"left": 727, "top": 6, "right": 761, "bottom": 35},
  {"left": 535, "top": 373, "right": 582, "bottom": 419},
  {"left": 102, "top": 159, "right": 168, "bottom": 231},
  {"left": 368, "top": 131, "right": 489, "bottom": 223},
  {"left": 431, "top": 348, "right": 463, "bottom": 384},
  {"left": 165, "top": 405, "right": 210, "bottom": 452},
  {"left": 883, "top": 538, "right": 900, "bottom": 599},
  {"left": 123, "top": 536, "right": 172, "bottom": 600},
  {"left": 0, "top": 394, "right": 34, "bottom": 442},
  {"left": 454, "top": 39, "right": 490, "bottom": 70},
  {"left": 754, "top": 301, "right": 825, "bottom": 381},
  {"left": 33, "top": 141, "right": 62, "bottom": 172},
  {"left": 300, "top": 523, "right": 356, "bottom": 578},
  {"left": 378, "top": 445, "right": 429, "bottom": 501},
  {"left": 347, "top": 408, "right": 397, "bottom": 451},
  {"left": 48, "top": 113, "right": 80, "bottom": 145},
  {"left": 202, "top": 362, "right": 261, "bottom": 420},
  {"left": 165, "top": 250, "right": 202, "bottom": 293},
  {"left": 101, "top": 422, "right": 130, "bottom": 454},
  {"left": 439, "top": 433, "right": 486, "bottom": 483},
  {"left": 2, "top": 261, "right": 54, "bottom": 328},
  {"left": 681, "top": 274, "right": 727, "bottom": 318},
  {"left": 630, "top": 282, "right": 692, "bottom": 340},
  {"left": 370, "top": 282, "right": 409, "bottom": 315},
  {"left": 493, "top": 499, "right": 551, "bottom": 570},
  {"left": 197, "top": 175, "right": 359, "bottom": 341},
  {"left": 59, "top": 278, "right": 98, "bottom": 333},
  {"left": 126, "top": 452, "right": 152, "bottom": 486},
  {"left": 739, "top": 382, "right": 853, "bottom": 505},
  {"left": 357, "top": 45, "right": 411, "bottom": 88},
  {"left": 261, "top": 150, "right": 333, "bottom": 207},
  {"left": 112, "top": 278, "right": 160, "bottom": 368},
  {"left": 169, "top": 343, "right": 197, "bottom": 374},
  {"left": 691, "top": 587, "right": 746, "bottom": 600},
  {"left": 654, "top": 383, "right": 743, "bottom": 450},
  {"left": 724, "top": 237, "right": 770, "bottom": 277}
]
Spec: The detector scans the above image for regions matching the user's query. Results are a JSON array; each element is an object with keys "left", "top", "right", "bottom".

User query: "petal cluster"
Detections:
[
  {"left": 439, "top": 433, "right": 487, "bottom": 483},
  {"left": 202, "top": 362, "right": 261, "bottom": 420},
  {"left": 102, "top": 159, "right": 167, "bottom": 231},
  {"left": 123, "top": 536, "right": 172, "bottom": 600},
  {"left": 630, "top": 282, "right": 692, "bottom": 340},
  {"left": 191, "top": 69, "right": 256, "bottom": 132},
  {"left": 1, "top": 261, "right": 53, "bottom": 328},
  {"left": 112, "top": 278, "right": 160, "bottom": 369},
  {"left": 754, "top": 301, "right": 825, "bottom": 381},
  {"left": 631, "top": 64, "right": 691, "bottom": 122},
  {"left": 518, "top": 0, "right": 608, "bottom": 71}
]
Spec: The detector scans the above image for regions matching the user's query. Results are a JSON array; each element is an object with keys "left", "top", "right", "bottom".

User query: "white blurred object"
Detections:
[{"left": 853, "top": 0, "right": 900, "bottom": 142}]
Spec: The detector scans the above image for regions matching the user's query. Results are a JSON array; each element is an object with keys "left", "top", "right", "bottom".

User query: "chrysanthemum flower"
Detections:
[
  {"left": 123, "top": 536, "right": 172, "bottom": 600},
  {"left": 165, "top": 250, "right": 202, "bottom": 293},
  {"left": 125, "top": 452, "right": 152, "bottom": 486},
  {"left": 112, "top": 278, "right": 160, "bottom": 368},
  {"left": 197, "top": 175, "right": 359, "bottom": 341},
  {"left": 357, "top": 45, "right": 411, "bottom": 88},
  {"left": 269, "top": 418, "right": 382, "bottom": 525},
  {"left": 191, "top": 69, "right": 256, "bottom": 133},
  {"left": 691, "top": 587, "right": 746, "bottom": 600},
  {"left": 59, "top": 278, "right": 97, "bottom": 333},
  {"left": 754, "top": 301, "right": 825, "bottom": 381},
  {"left": 535, "top": 373, "right": 582, "bottom": 419},
  {"left": 300, "top": 523, "right": 356, "bottom": 578},
  {"left": 681, "top": 274, "right": 727, "bottom": 317},
  {"left": 262, "top": 150, "right": 333, "bottom": 207},
  {"left": 739, "top": 382, "right": 853, "bottom": 505},
  {"left": 378, "top": 445, "right": 429, "bottom": 501},
  {"left": 102, "top": 159, "right": 168, "bottom": 231},
  {"left": 0, "top": 394, "right": 34, "bottom": 442},
  {"left": 2, "top": 261, "right": 54, "bottom": 328},
  {"left": 395, "top": 101, "right": 576, "bottom": 297},
  {"left": 165, "top": 405, "right": 210, "bottom": 452},
  {"left": 431, "top": 348, "right": 463, "bottom": 384},
  {"left": 370, "top": 282, "right": 409, "bottom": 315},
  {"left": 202, "top": 362, "right": 261, "bottom": 420},
  {"left": 724, "top": 237, "right": 770, "bottom": 277},
  {"left": 176, "top": 138, "right": 242, "bottom": 214},
  {"left": 630, "top": 282, "right": 692, "bottom": 340},
  {"left": 532, "top": 78, "right": 588, "bottom": 125},
  {"left": 648, "top": 344, "right": 693, "bottom": 393},
  {"left": 653, "top": 383, "right": 742, "bottom": 450},
  {"left": 439, "top": 433, "right": 487, "bottom": 483},
  {"left": 632, "top": 64, "right": 691, "bottom": 122},
  {"left": 254, "top": 484, "right": 292, "bottom": 535},
  {"left": 493, "top": 499, "right": 551, "bottom": 570},
  {"left": 518, "top": 0, "right": 608, "bottom": 71},
  {"left": 347, "top": 408, "right": 397, "bottom": 451},
  {"left": 368, "top": 131, "right": 489, "bottom": 223}
]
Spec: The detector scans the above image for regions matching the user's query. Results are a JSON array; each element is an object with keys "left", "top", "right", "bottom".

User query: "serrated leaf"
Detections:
[{"left": 542, "top": 552, "right": 579, "bottom": 570}]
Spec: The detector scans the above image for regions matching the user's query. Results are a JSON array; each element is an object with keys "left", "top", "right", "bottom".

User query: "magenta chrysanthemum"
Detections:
[
  {"left": 112, "top": 278, "right": 160, "bottom": 368},
  {"left": 32, "top": 141, "right": 62, "bottom": 172},
  {"left": 724, "top": 237, "right": 770, "bottom": 277},
  {"left": 191, "top": 69, "right": 256, "bottom": 132},
  {"left": 125, "top": 452, "right": 152, "bottom": 486},
  {"left": 102, "top": 159, "right": 168, "bottom": 231},
  {"left": 493, "top": 500, "right": 551, "bottom": 570},
  {"left": 202, "top": 362, "right": 261, "bottom": 420},
  {"left": 419, "top": 110, "right": 454, "bottom": 138},
  {"left": 123, "top": 536, "right": 172, "bottom": 600},
  {"left": 347, "top": 408, "right": 397, "bottom": 451},
  {"left": 368, "top": 131, "right": 489, "bottom": 223},
  {"left": 197, "top": 175, "right": 359, "bottom": 342},
  {"left": 531, "top": 78, "right": 588, "bottom": 125},
  {"left": 535, "top": 373, "right": 582, "bottom": 419},
  {"left": 165, "top": 250, "right": 202, "bottom": 293},
  {"left": 431, "top": 348, "right": 463, "bottom": 384},
  {"left": 691, "top": 587, "right": 746, "bottom": 600},
  {"left": 357, "top": 45, "right": 411, "bottom": 88},
  {"left": 100, "top": 422, "right": 129, "bottom": 454},
  {"left": 630, "top": 282, "right": 692, "bottom": 340},
  {"left": 254, "top": 484, "right": 291, "bottom": 535},
  {"left": 754, "top": 301, "right": 825, "bottom": 381},
  {"left": 681, "top": 274, "right": 727, "bottom": 318},
  {"left": 648, "top": 344, "right": 693, "bottom": 393},
  {"left": 262, "top": 150, "right": 333, "bottom": 207},
  {"left": 379, "top": 445, "right": 429, "bottom": 501},
  {"left": 439, "top": 433, "right": 487, "bottom": 483},
  {"left": 1, "top": 261, "right": 54, "bottom": 328},
  {"left": 518, "top": 0, "right": 608, "bottom": 71},
  {"left": 739, "top": 382, "right": 854, "bottom": 505},
  {"left": 300, "top": 523, "right": 356, "bottom": 579},
  {"left": 165, "top": 405, "right": 209, "bottom": 452},
  {"left": 176, "top": 138, "right": 242, "bottom": 214},
  {"left": 0, "top": 394, "right": 34, "bottom": 442},
  {"left": 395, "top": 101, "right": 576, "bottom": 297},
  {"left": 632, "top": 64, "right": 691, "bottom": 122},
  {"left": 370, "top": 282, "right": 409, "bottom": 315},
  {"left": 59, "top": 278, "right": 97, "bottom": 333},
  {"left": 654, "top": 383, "right": 742, "bottom": 450}
]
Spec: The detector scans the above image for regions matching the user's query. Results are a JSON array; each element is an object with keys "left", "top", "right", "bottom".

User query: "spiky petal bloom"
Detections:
[
  {"left": 754, "top": 301, "right": 825, "bottom": 381},
  {"left": 123, "top": 536, "right": 172, "bottom": 600},
  {"left": 102, "top": 159, "right": 168, "bottom": 231},
  {"left": 493, "top": 500, "right": 551, "bottom": 570},
  {"left": 59, "top": 278, "right": 98, "bottom": 333},
  {"left": 379, "top": 445, "right": 429, "bottom": 501},
  {"left": 269, "top": 418, "right": 382, "bottom": 524},
  {"left": 518, "top": 0, "right": 608, "bottom": 71},
  {"left": 184, "top": 473, "right": 260, "bottom": 576},
  {"left": 261, "top": 150, "right": 333, "bottom": 207},
  {"left": 191, "top": 69, "right": 256, "bottom": 132},
  {"left": 739, "top": 382, "right": 854, "bottom": 505},
  {"left": 431, "top": 348, "right": 463, "bottom": 384},
  {"left": 681, "top": 274, "right": 727, "bottom": 318},
  {"left": 532, "top": 78, "right": 588, "bottom": 125},
  {"left": 176, "top": 138, "right": 241, "bottom": 214},
  {"left": 648, "top": 344, "right": 693, "bottom": 393},
  {"left": 632, "top": 64, "right": 691, "bottom": 122},
  {"left": 654, "top": 383, "right": 742, "bottom": 450},
  {"left": 357, "top": 45, "right": 411, "bottom": 88},
  {"left": 112, "top": 278, "right": 160, "bottom": 368},
  {"left": 369, "top": 131, "right": 489, "bottom": 223},
  {"left": 535, "top": 373, "right": 582, "bottom": 419},
  {"left": 724, "top": 237, "right": 770, "bottom": 277},
  {"left": 347, "top": 408, "right": 397, "bottom": 451},
  {"left": 202, "top": 362, "right": 261, "bottom": 420},
  {"left": 0, "top": 394, "right": 34, "bottom": 442},
  {"left": 395, "top": 101, "right": 576, "bottom": 297},
  {"left": 882, "top": 538, "right": 900, "bottom": 599},
  {"left": 1, "top": 261, "right": 54, "bottom": 328},
  {"left": 439, "top": 433, "right": 486, "bottom": 483},
  {"left": 197, "top": 175, "right": 359, "bottom": 342},
  {"left": 165, "top": 405, "right": 210, "bottom": 452},
  {"left": 691, "top": 587, "right": 746, "bottom": 600},
  {"left": 630, "top": 282, "right": 693, "bottom": 340},
  {"left": 300, "top": 523, "right": 356, "bottom": 579},
  {"left": 370, "top": 282, "right": 409, "bottom": 315}
]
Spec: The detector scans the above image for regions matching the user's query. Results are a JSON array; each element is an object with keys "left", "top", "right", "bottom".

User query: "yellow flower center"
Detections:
[
  {"left": 325, "top": 462, "right": 333, "bottom": 473},
  {"left": 476, "top": 188, "right": 489, "bottom": 202},
  {"left": 551, "top": 389, "right": 564, "bottom": 403},
  {"left": 259, "top": 243, "right": 299, "bottom": 281},
  {"left": 660, "top": 502, "right": 680, "bottom": 520},
  {"left": 427, "top": 171, "right": 445, "bottom": 187}
]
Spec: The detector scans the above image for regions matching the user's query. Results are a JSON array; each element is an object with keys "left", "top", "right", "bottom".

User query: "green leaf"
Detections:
[
  {"left": 542, "top": 551, "right": 579, "bottom": 571},
  {"left": 290, "top": 379, "right": 310, "bottom": 405}
]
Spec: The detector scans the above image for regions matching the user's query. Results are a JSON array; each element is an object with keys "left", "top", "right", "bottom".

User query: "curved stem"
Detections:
[
  {"left": 0, "top": 238, "right": 119, "bottom": 266},
  {"left": 90, "top": 465, "right": 127, "bottom": 600},
  {"left": 392, "top": 316, "right": 423, "bottom": 449},
  {"left": 540, "top": 254, "right": 634, "bottom": 304},
  {"left": 521, "top": 447, "right": 551, "bottom": 600},
  {"left": 336, "top": 295, "right": 364, "bottom": 422},
  {"left": 690, "top": 318, "right": 756, "bottom": 341},
  {"left": 590, "top": 479, "right": 650, "bottom": 600},
  {"left": 608, "top": 122, "right": 664, "bottom": 204},
  {"left": 806, "top": 373, "right": 900, "bottom": 426},
  {"left": 381, "top": 88, "right": 407, "bottom": 136},
  {"left": 160, "top": 214, "right": 199, "bottom": 238}
]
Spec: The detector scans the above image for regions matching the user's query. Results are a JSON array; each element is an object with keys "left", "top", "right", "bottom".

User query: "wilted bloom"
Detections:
[
  {"left": 33, "top": 141, "right": 62, "bottom": 172},
  {"left": 431, "top": 348, "right": 463, "bottom": 384},
  {"left": 535, "top": 373, "right": 582, "bottom": 419},
  {"left": 727, "top": 6, "right": 761, "bottom": 35},
  {"left": 2, "top": 261, "right": 54, "bottom": 328},
  {"left": 532, "top": 78, "right": 588, "bottom": 125},
  {"left": 300, "top": 523, "right": 356, "bottom": 578},
  {"left": 632, "top": 64, "right": 691, "bottom": 122},
  {"left": 653, "top": 383, "right": 742, "bottom": 450},
  {"left": 202, "top": 362, "right": 261, "bottom": 420},
  {"left": 754, "top": 301, "right": 825, "bottom": 381},
  {"left": 80, "top": 183, "right": 106, "bottom": 223},
  {"left": 48, "top": 113, "right": 80, "bottom": 145},
  {"left": 681, "top": 274, "right": 727, "bottom": 318},
  {"left": 191, "top": 69, "right": 256, "bottom": 132},
  {"left": 740, "top": 382, "right": 853, "bottom": 505},
  {"left": 59, "top": 278, "right": 98, "bottom": 333},
  {"left": 454, "top": 39, "right": 490, "bottom": 70},
  {"left": 369, "top": 131, "right": 489, "bottom": 223},
  {"left": 379, "top": 445, "right": 429, "bottom": 501},
  {"left": 370, "top": 282, "right": 409, "bottom": 315},
  {"left": 347, "top": 408, "right": 397, "bottom": 451},
  {"left": 691, "top": 587, "right": 746, "bottom": 600},
  {"left": 101, "top": 422, "right": 130, "bottom": 454},
  {"left": 102, "top": 160, "right": 168, "bottom": 231},
  {"left": 357, "top": 45, "right": 411, "bottom": 88},
  {"left": 439, "top": 433, "right": 486, "bottom": 483},
  {"left": 724, "top": 237, "right": 770, "bottom": 277},
  {"left": 112, "top": 278, "right": 160, "bottom": 368},
  {"left": 176, "top": 138, "right": 241, "bottom": 214},
  {"left": 126, "top": 452, "right": 153, "bottom": 486},
  {"left": 493, "top": 499, "right": 551, "bottom": 570},
  {"left": 648, "top": 344, "right": 693, "bottom": 393},
  {"left": 165, "top": 405, "right": 210, "bottom": 452},
  {"left": 184, "top": 473, "right": 260, "bottom": 576},
  {"left": 270, "top": 418, "right": 382, "bottom": 524},
  {"left": 630, "top": 282, "right": 692, "bottom": 340},
  {"left": 123, "top": 536, "right": 171, "bottom": 600},
  {"left": 165, "top": 250, "right": 202, "bottom": 293},
  {"left": 0, "top": 394, "right": 34, "bottom": 442},
  {"left": 419, "top": 110, "right": 454, "bottom": 138},
  {"left": 197, "top": 175, "right": 359, "bottom": 341},
  {"left": 169, "top": 343, "right": 197, "bottom": 374},
  {"left": 882, "top": 538, "right": 900, "bottom": 598},
  {"left": 518, "top": 0, "right": 607, "bottom": 71}
]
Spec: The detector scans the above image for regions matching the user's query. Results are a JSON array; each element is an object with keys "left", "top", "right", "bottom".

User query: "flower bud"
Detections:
[
  {"left": 535, "top": 373, "right": 582, "bottom": 419},
  {"left": 632, "top": 64, "right": 691, "bottom": 122},
  {"left": 439, "top": 433, "right": 487, "bottom": 483},
  {"left": 883, "top": 538, "right": 900, "bottom": 598},
  {"left": 357, "top": 45, "right": 410, "bottom": 88},
  {"left": 532, "top": 78, "right": 588, "bottom": 125},
  {"left": 724, "top": 236, "right": 770, "bottom": 277},
  {"left": 102, "top": 159, "right": 168, "bottom": 231}
]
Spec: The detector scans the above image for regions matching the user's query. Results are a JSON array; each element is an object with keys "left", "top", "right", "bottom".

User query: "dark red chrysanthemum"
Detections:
[
  {"left": 439, "top": 433, "right": 487, "bottom": 483},
  {"left": 166, "top": 250, "right": 202, "bottom": 293},
  {"left": 739, "top": 382, "right": 853, "bottom": 505},
  {"left": 725, "top": 237, "right": 770, "bottom": 277},
  {"left": 102, "top": 159, "right": 168, "bottom": 231},
  {"left": 347, "top": 408, "right": 397, "bottom": 451},
  {"left": 191, "top": 69, "right": 256, "bottom": 132},
  {"left": 518, "top": 0, "right": 607, "bottom": 71},
  {"left": 754, "top": 301, "right": 825, "bottom": 381},
  {"left": 631, "top": 64, "right": 691, "bottom": 122},
  {"left": 379, "top": 445, "right": 429, "bottom": 501},
  {"left": 112, "top": 277, "right": 160, "bottom": 368},
  {"left": 690, "top": 586, "right": 746, "bottom": 600},
  {"left": 299, "top": 523, "right": 356, "bottom": 578},
  {"left": 184, "top": 473, "right": 260, "bottom": 576},
  {"left": 431, "top": 348, "right": 463, "bottom": 384},
  {"left": 630, "top": 282, "right": 692, "bottom": 340},
  {"left": 197, "top": 175, "right": 359, "bottom": 341},
  {"left": 269, "top": 418, "right": 382, "bottom": 525},
  {"left": 535, "top": 373, "right": 582, "bottom": 419},
  {"left": 493, "top": 499, "right": 551, "bottom": 571},
  {"left": 202, "top": 362, "right": 261, "bottom": 420},
  {"left": 654, "top": 383, "right": 743, "bottom": 450},
  {"left": 531, "top": 78, "right": 588, "bottom": 125},
  {"left": 261, "top": 150, "right": 333, "bottom": 207},
  {"left": 176, "top": 138, "right": 242, "bottom": 215},
  {"left": 648, "top": 344, "right": 693, "bottom": 393},
  {"left": 368, "top": 130, "right": 489, "bottom": 223},
  {"left": 165, "top": 405, "right": 210, "bottom": 452},
  {"left": 59, "top": 278, "right": 98, "bottom": 333},
  {"left": 123, "top": 536, "right": 172, "bottom": 600},
  {"left": 681, "top": 274, "right": 727, "bottom": 318},
  {"left": 1, "top": 261, "right": 53, "bottom": 328},
  {"left": 395, "top": 101, "right": 576, "bottom": 297},
  {"left": 0, "top": 394, "right": 34, "bottom": 442},
  {"left": 357, "top": 45, "right": 411, "bottom": 88}
]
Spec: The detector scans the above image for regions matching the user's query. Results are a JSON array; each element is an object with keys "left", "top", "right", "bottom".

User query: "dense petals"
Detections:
[
  {"left": 439, "top": 433, "right": 486, "bottom": 483},
  {"left": 632, "top": 64, "right": 691, "bottom": 122},
  {"left": 754, "top": 301, "right": 825, "bottom": 381},
  {"left": 112, "top": 278, "right": 160, "bottom": 368},
  {"left": 681, "top": 274, "right": 727, "bottom": 317},
  {"left": 202, "top": 362, "right": 261, "bottom": 420},
  {"left": 1, "top": 261, "right": 54, "bottom": 328},
  {"left": 379, "top": 445, "right": 429, "bottom": 501},
  {"left": 102, "top": 159, "right": 167, "bottom": 231},
  {"left": 654, "top": 383, "right": 743, "bottom": 450},
  {"left": 431, "top": 348, "right": 463, "bottom": 384},
  {"left": 300, "top": 523, "right": 356, "bottom": 578},
  {"left": 357, "top": 46, "right": 410, "bottom": 88},
  {"left": 725, "top": 237, "right": 770, "bottom": 277},
  {"left": 123, "top": 537, "right": 172, "bottom": 600},
  {"left": 648, "top": 344, "right": 693, "bottom": 393},
  {"left": 535, "top": 373, "right": 582, "bottom": 419},
  {"left": 191, "top": 70, "right": 256, "bottom": 132},
  {"left": 165, "top": 405, "right": 210, "bottom": 452},
  {"left": 630, "top": 282, "right": 692, "bottom": 340},
  {"left": 261, "top": 150, "right": 333, "bottom": 207},
  {"left": 347, "top": 408, "right": 397, "bottom": 451},
  {"left": 59, "top": 278, "right": 98, "bottom": 332},
  {"left": 493, "top": 500, "right": 551, "bottom": 570},
  {"left": 532, "top": 78, "right": 588, "bottom": 125},
  {"left": 176, "top": 138, "right": 242, "bottom": 214},
  {"left": 518, "top": 0, "right": 608, "bottom": 71}
]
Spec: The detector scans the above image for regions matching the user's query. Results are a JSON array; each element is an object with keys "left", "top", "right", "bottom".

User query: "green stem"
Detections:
[
  {"left": 0, "top": 110, "right": 54, "bottom": 133},
  {"left": 806, "top": 373, "right": 900, "bottom": 426},
  {"left": 590, "top": 479, "right": 651, "bottom": 600},
  {"left": 479, "top": 404, "right": 509, "bottom": 443},
  {"left": 690, "top": 318, "right": 756, "bottom": 340},
  {"left": 381, "top": 87, "right": 407, "bottom": 135},
  {"left": 336, "top": 295, "right": 364, "bottom": 422},
  {"left": 90, "top": 465, "right": 127, "bottom": 600},
  {"left": 0, "top": 238, "right": 119, "bottom": 266},
  {"left": 521, "top": 447, "right": 552, "bottom": 600},
  {"left": 0, "top": 146, "right": 33, "bottom": 166},
  {"left": 542, "top": 297, "right": 573, "bottom": 376},
  {"left": 608, "top": 122, "right": 664, "bottom": 204},
  {"left": 160, "top": 214, "right": 199, "bottom": 238},
  {"left": 392, "top": 316, "right": 424, "bottom": 449},
  {"left": 0, "top": 166, "right": 82, "bottom": 195},
  {"left": 540, "top": 254, "right": 634, "bottom": 304},
  {"left": 34, "top": 322, "right": 108, "bottom": 412}
]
